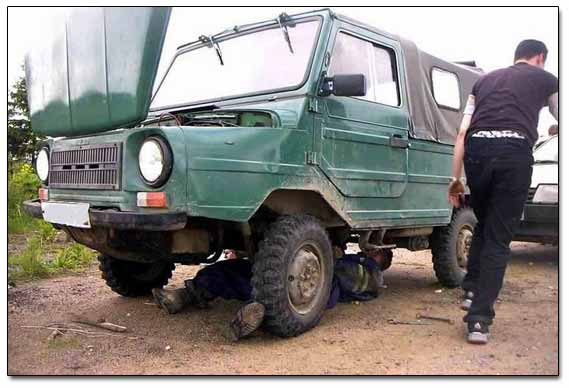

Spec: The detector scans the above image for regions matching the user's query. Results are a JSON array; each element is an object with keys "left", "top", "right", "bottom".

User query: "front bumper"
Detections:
[
  {"left": 520, "top": 203, "right": 558, "bottom": 223},
  {"left": 515, "top": 203, "right": 558, "bottom": 241},
  {"left": 23, "top": 200, "right": 187, "bottom": 231}
]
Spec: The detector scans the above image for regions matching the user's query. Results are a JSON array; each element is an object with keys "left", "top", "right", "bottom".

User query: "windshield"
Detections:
[
  {"left": 534, "top": 136, "right": 558, "bottom": 163},
  {"left": 150, "top": 19, "right": 321, "bottom": 110}
]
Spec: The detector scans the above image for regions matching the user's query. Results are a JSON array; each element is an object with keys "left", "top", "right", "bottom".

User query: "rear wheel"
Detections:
[
  {"left": 430, "top": 207, "right": 477, "bottom": 288},
  {"left": 98, "top": 255, "right": 175, "bottom": 297},
  {"left": 251, "top": 215, "right": 333, "bottom": 337}
]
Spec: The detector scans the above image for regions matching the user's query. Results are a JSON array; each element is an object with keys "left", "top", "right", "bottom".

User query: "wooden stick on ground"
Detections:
[
  {"left": 71, "top": 318, "right": 128, "bottom": 333},
  {"left": 21, "top": 325, "right": 124, "bottom": 338}
]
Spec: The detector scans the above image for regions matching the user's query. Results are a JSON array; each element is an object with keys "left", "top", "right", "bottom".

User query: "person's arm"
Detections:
[
  {"left": 447, "top": 94, "right": 475, "bottom": 208},
  {"left": 548, "top": 92, "right": 558, "bottom": 121}
]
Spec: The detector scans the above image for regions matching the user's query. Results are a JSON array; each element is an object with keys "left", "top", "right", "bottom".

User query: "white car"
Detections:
[{"left": 515, "top": 135, "right": 558, "bottom": 243}]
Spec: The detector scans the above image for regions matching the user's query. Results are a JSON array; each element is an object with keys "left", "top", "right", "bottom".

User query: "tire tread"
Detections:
[
  {"left": 430, "top": 207, "right": 477, "bottom": 288},
  {"left": 98, "top": 255, "right": 174, "bottom": 297},
  {"left": 251, "top": 215, "right": 332, "bottom": 337}
]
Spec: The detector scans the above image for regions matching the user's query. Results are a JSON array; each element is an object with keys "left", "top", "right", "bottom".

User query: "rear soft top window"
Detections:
[{"left": 431, "top": 67, "right": 460, "bottom": 110}]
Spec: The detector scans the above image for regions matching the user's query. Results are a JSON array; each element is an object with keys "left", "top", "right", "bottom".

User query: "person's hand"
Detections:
[{"left": 447, "top": 178, "right": 465, "bottom": 208}]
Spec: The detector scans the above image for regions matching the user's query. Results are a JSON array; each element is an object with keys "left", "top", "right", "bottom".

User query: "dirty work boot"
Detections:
[
  {"left": 229, "top": 302, "right": 265, "bottom": 341},
  {"left": 467, "top": 321, "right": 490, "bottom": 345},
  {"left": 152, "top": 287, "right": 192, "bottom": 314},
  {"left": 461, "top": 290, "right": 475, "bottom": 311}
]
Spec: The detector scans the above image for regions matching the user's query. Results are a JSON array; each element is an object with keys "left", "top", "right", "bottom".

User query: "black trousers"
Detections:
[{"left": 462, "top": 135, "right": 533, "bottom": 324}]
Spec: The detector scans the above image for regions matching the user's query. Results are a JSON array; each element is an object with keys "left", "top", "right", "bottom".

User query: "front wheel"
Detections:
[
  {"left": 251, "top": 215, "right": 334, "bottom": 337},
  {"left": 430, "top": 207, "right": 477, "bottom": 288},
  {"left": 98, "top": 255, "right": 175, "bottom": 297}
]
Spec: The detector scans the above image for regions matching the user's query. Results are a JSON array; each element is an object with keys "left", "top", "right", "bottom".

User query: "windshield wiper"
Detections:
[
  {"left": 199, "top": 35, "right": 224, "bottom": 66},
  {"left": 277, "top": 13, "right": 295, "bottom": 54},
  {"left": 189, "top": 119, "right": 238, "bottom": 127},
  {"left": 186, "top": 113, "right": 238, "bottom": 127}
]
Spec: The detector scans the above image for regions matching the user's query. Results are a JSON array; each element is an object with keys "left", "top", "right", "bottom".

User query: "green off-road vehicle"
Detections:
[{"left": 23, "top": 7, "right": 481, "bottom": 336}]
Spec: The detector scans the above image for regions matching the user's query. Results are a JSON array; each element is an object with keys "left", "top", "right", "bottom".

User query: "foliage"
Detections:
[
  {"left": 38, "top": 221, "right": 58, "bottom": 242},
  {"left": 47, "top": 336, "right": 81, "bottom": 350},
  {"left": 8, "top": 163, "right": 45, "bottom": 234},
  {"left": 8, "top": 162, "right": 96, "bottom": 282},
  {"left": 8, "top": 72, "right": 44, "bottom": 164},
  {"left": 51, "top": 244, "right": 96, "bottom": 271},
  {"left": 8, "top": 236, "right": 51, "bottom": 280},
  {"left": 9, "top": 237, "right": 96, "bottom": 282},
  {"left": 10, "top": 162, "right": 39, "bottom": 193}
]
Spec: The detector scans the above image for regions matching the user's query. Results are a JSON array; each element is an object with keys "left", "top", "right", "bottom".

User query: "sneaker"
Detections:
[
  {"left": 461, "top": 290, "right": 474, "bottom": 311},
  {"left": 467, "top": 321, "right": 490, "bottom": 344},
  {"left": 230, "top": 302, "right": 265, "bottom": 341},
  {"left": 152, "top": 288, "right": 191, "bottom": 314}
]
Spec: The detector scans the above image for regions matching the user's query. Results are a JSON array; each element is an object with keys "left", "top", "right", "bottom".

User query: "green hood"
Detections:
[{"left": 25, "top": 7, "right": 171, "bottom": 137}]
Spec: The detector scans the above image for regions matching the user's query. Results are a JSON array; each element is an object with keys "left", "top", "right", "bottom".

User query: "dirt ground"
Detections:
[{"left": 7, "top": 242, "right": 558, "bottom": 375}]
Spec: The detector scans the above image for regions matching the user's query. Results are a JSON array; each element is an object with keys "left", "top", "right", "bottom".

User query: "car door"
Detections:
[{"left": 317, "top": 25, "right": 410, "bottom": 206}]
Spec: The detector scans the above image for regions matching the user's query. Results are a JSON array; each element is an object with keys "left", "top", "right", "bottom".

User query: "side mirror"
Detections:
[{"left": 319, "top": 74, "right": 367, "bottom": 97}]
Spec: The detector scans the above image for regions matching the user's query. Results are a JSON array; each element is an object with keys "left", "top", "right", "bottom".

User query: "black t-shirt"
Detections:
[{"left": 469, "top": 63, "right": 558, "bottom": 145}]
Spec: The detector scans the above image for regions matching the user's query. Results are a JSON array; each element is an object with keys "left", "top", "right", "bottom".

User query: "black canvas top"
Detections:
[{"left": 399, "top": 38, "right": 482, "bottom": 145}]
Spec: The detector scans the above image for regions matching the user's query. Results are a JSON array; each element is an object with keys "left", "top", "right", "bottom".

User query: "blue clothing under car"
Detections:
[{"left": 190, "top": 253, "right": 383, "bottom": 309}]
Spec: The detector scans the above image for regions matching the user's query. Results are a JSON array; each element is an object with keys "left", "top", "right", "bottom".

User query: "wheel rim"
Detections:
[
  {"left": 456, "top": 225, "right": 473, "bottom": 268},
  {"left": 287, "top": 243, "right": 324, "bottom": 315}
]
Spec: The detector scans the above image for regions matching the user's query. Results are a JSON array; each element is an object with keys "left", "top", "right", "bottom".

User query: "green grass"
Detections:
[
  {"left": 9, "top": 237, "right": 96, "bottom": 282},
  {"left": 37, "top": 221, "right": 58, "bottom": 241},
  {"left": 8, "top": 236, "right": 51, "bottom": 280},
  {"left": 8, "top": 162, "right": 44, "bottom": 234},
  {"left": 8, "top": 212, "right": 45, "bottom": 235},
  {"left": 50, "top": 243, "right": 96, "bottom": 271},
  {"left": 47, "top": 335, "right": 81, "bottom": 350},
  {"left": 8, "top": 163, "right": 97, "bottom": 283}
]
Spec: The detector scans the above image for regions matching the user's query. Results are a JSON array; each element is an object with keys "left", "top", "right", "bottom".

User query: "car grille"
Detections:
[
  {"left": 49, "top": 143, "right": 122, "bottom": 190},
  {"left": 526, "top": 187, "right": 537, "bottom": 203}
]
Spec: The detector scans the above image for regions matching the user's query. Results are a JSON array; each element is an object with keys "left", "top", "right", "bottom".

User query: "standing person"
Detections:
[{"left": 448, "top": 39, "right": 558, "bottom": 344}]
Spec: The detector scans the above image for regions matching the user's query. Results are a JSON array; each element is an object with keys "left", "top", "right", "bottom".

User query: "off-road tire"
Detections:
[
  {"left": 251, "top": 215, "right": 333, "bottom": 337},
  {"left": 430, "top": 207, "right": 477, "bottom": 288},
  {"left": 98, "top": 255, "right": 175, "bottom": 297}
]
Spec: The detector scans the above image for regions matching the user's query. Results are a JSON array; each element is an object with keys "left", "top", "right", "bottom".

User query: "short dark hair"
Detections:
[{"left": 514, "top": 39, "right": 548, "bottom": 62}]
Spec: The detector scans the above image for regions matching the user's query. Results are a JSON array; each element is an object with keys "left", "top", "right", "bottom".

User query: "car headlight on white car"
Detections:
[
  {"left": 138, "top": 136, "right": 172, "bottom": 187},
  {"left": 35, "top": 147, "right": 50, "bottom": 183},
  {"left": 532, "top": 184, "right": 558, "bottom": 204}
]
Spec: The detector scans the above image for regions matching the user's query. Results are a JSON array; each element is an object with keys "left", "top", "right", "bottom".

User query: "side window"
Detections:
[
  {"left": 372, "top": 46, "right": 399, "bottom": 107},
  {"left": 431, "top": 68, "right": 460, "bottom": 110},
  {"left": 328, "top": 31, "right": 400, "bottom": 107},
  {"left": 328, "top": 32, "right": 374, "bottom": 102}
]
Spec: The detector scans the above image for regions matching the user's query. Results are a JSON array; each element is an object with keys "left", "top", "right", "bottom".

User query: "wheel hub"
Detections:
[
  {"left": 288, "top": 248, "right": 322, "bottom": 313},
  {"left": 457, "top": 226, "right": 473, "bottom": 267}
]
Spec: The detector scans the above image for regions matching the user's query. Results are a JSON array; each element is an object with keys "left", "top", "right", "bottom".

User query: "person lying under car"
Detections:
[{"left": 152, "top": 248, "right": 391, "bottom": 340}]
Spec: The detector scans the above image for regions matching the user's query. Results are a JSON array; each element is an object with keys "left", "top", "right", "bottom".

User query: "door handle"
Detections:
[{"left": 390, "top": 134, "right": 409, "bottom": 148}]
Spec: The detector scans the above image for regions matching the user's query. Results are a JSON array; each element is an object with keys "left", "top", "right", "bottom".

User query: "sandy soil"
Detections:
[{"left": 7, "top": 242, "right": 558, "bottom": 375}]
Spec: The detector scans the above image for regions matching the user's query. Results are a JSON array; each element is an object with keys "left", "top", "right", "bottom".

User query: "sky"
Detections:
[{"left": 7, "top": 6, "right": 559, "bottom": 135}]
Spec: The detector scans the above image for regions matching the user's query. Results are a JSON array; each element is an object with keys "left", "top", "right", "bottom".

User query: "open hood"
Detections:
[{"left": 25, "top": 7, "right": 171, "bottom": 137}]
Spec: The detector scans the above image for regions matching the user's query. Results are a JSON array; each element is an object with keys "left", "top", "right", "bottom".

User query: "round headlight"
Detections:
[
  {"left": 36, "top": 148, "right": 49, "bottom": 183},
  {"left": 138, "top": 137, "right": 172, "bottom": 186}
]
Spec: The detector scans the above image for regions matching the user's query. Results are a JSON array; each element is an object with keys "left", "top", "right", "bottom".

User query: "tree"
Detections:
[{"left": 8, "top": 70, "right": 44, "bottom": 165}]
